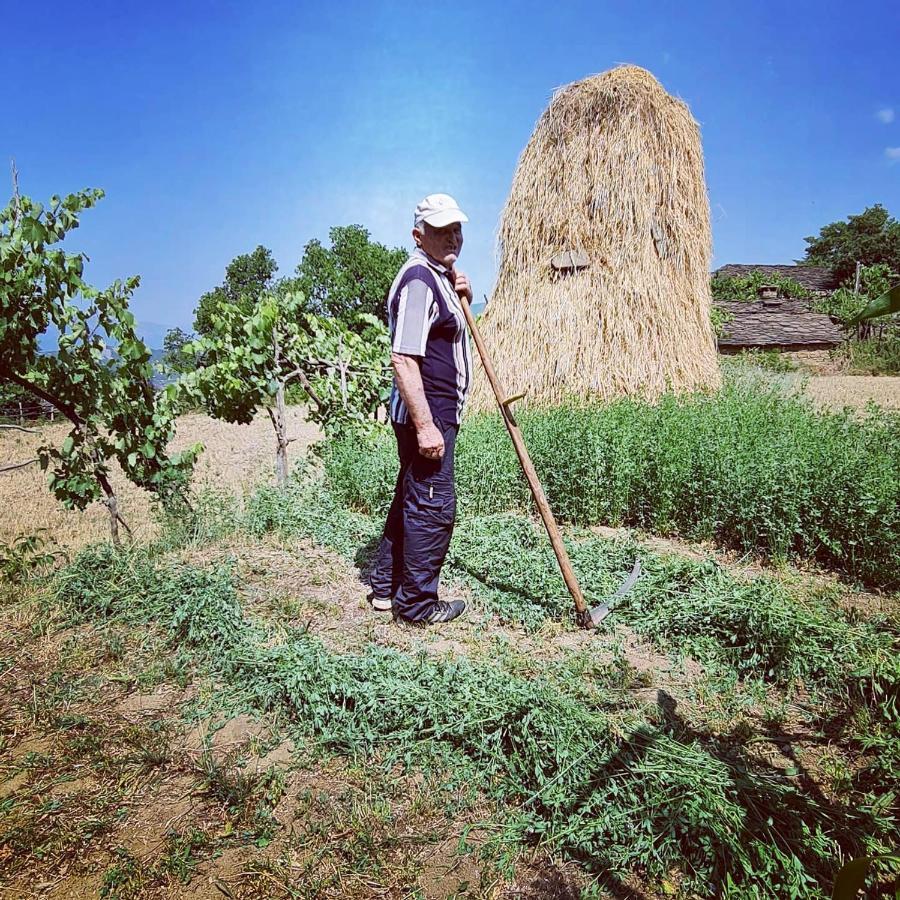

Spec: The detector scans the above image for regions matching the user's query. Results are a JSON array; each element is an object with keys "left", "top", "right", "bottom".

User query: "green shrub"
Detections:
[
  {"left": 844, "top": 332, "right": 900, "bottom": 375},
  {"left": 324, "top": 380, "right": 900, "bottom": 589},
  {"left": 711, "top": 270, "right": 811, "bottom": 302},
  {"left": 245, "top": 478, "right": 379, "bottom": 560},
  {"left": 817, "top": 286, "right": 868, "bottom": 323},
  {"left": 153, "top": 487, "right": 241, "bottom": 550},
  {"left": 734, "top": 349, "right": 799, "bottom": 373},
  {"left": 1, "top": 530, "right": 65, "bottom": 584},
  {"left": 710, "top": 304, "right": 734, "bottom": 337}
]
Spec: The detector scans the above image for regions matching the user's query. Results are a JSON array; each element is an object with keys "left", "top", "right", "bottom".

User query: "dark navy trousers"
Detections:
[{"left": 369, "top": 418, "right": 458, "bottom": 621}]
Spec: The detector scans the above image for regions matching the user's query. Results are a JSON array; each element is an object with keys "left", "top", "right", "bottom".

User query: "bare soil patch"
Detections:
[
  {"left": 116, "top": 684, "right": 192, "bottom": 718},
  {"left": 416, "top": 830, "right": 487, "bottom": 899},
  {"left": 114, "top": 773, "right": 200, "bottom": 861},
  {"left": 173, "top": 846, "right": 254, "bottom": 900}
]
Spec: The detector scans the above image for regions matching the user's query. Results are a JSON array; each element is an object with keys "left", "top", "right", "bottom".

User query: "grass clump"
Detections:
[
  {"left": 153, "top": 486, "right": 242, "bottom": 550},
  {"left": 245, "top": 477, "right": 380, "bottom": 558},
  {"left": 733, "top": 348, "right": 799, "bottom": 373},
  {"left": 323, "top": 378, "right": 900, "bottom": 589},
  {"left": 99, "top": 830, "right": 215, "bottom": 897},
  {"left": 843, "top": 332, "right": 900, "bottom": 375}
]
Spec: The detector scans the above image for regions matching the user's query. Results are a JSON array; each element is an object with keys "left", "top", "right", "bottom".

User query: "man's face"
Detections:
[{"left": 414, "top": 221, "right": 464, "bottom": 268}]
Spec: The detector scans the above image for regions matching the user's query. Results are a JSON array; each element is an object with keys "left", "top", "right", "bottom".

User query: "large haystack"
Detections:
[{"left": 468, "top": 65, "right": 720, "bottom": 411}]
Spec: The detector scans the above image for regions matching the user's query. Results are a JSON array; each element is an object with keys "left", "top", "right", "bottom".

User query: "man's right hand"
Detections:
[{"left": 417, "top": 422, "right": 445, "bottom": 459}]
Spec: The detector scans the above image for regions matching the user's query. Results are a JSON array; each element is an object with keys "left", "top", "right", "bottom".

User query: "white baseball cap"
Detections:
[{"left": 413, "top": 193, "right": 469, "bottom": 230}]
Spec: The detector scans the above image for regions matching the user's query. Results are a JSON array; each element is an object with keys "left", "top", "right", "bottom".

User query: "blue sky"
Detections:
[{"left": 4, "top": 0, "right": 899, "bottom": 338}]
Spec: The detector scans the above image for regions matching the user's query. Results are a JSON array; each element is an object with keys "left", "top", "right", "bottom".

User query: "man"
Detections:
[{"left": 367, "top": 193, "right": 474, "bottom": 625}]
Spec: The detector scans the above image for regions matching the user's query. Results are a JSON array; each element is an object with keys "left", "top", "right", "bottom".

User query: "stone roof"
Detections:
[
  {"left": 713, "top": 264, "right": 839, "bottom": 293},
  {"left": 717, "top": 300, "right": 845, "bottom": 350}
]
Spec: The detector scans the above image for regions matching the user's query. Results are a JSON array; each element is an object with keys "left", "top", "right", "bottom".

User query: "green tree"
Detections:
[
  {"left": 813, "top": 263, "right": 900, "bottom": 375},
  {"left": 296, "top": 225, "right": 407, "bottom": 326},
  {"left": 193, "top": 245, "right": 278, "bottom": 336},
  {"left": 183, "top": 290, "right": 389, "bottom": 485},
  {"left": 802, "top": 205, "right": 900, "bottom": 283},
  {"left": 815, "top": 263, "right": 897, "bottom": 323},
  {"left": 0, "top": 185, "right": 199, "bottom": 544},
  {"left": 161, "top": 326, "right": 197, "bottom": 375}
]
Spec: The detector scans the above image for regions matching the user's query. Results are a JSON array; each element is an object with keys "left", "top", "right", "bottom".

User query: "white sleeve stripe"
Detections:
[
  {"left": 392, "top": 279, "right": 433, "bottom": 355},
  {"left": 393, "top": 285, "right": 409, "bottom": 351}
]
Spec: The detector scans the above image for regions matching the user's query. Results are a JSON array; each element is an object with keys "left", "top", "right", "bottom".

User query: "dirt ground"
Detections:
[
  {"left": 0, "top": 408, "right": 319, "bottom": 554},
  {"left": 802, "top": 374, "right": 900, "bottom": 411},
  {"left": 3, "top": 504, "right": 887, "bottom": 898},
  {"left": 0, "top": 533, "right": 614, "bottom": 899}
]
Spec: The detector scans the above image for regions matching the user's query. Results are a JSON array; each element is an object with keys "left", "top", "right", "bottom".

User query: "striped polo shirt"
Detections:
[{"left": 387, "top": 248, "right": 473, "bottom": 425}]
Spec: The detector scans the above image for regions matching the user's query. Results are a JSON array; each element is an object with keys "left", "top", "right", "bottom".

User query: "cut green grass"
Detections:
[
  {"left": 244, "top": 477, "right": 899, "bottom": 704},
  {"left": 47, "top": 541, "right": 899, "bottom": 898}
]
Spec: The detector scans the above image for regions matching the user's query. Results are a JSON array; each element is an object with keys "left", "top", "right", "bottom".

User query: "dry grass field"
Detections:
[
  {"left": 802, "top": 374, "right": 900, "bottom": 411},
  {"left": 0, "top": 409, "right": 319, "bottom": 553}
]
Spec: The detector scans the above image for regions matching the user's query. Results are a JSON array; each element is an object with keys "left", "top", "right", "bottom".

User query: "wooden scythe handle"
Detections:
[{"left": 457, "top": 293, "right": 591, "bottom": 624}]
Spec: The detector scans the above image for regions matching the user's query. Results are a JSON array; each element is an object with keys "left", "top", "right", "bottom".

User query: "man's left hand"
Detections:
[{"left": 453, "top": 270, "right": 473, "bottom": 303}]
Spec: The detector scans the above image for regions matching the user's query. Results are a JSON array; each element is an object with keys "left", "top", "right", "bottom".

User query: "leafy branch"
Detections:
[
  {"left": 1, "top": 183, "right": 200, "bottom": 544},
  {"left": 180, "top": 291, "right": 390, "bottom": 485}
]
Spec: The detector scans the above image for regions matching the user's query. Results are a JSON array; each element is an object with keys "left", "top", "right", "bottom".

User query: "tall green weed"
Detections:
[{"left": 323, "top": 379, "right": 900, "bottom": 588}]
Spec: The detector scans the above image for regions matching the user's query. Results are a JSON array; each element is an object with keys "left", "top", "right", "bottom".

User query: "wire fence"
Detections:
[{"left": 0, "top": 397, "right": 58, "bottom": 425}]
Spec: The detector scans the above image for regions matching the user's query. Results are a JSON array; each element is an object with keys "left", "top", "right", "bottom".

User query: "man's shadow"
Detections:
[{"left": 354, "top": 534, "right": 382, "bottom": 584}]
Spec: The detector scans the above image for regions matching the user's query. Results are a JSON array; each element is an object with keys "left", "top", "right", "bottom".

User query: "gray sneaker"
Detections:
[
  {"left": 394, "top": 598, "right": 466, "bottom": 626},
  {"left": 367, "top": 592, "right": 393, "bottom": 612}
]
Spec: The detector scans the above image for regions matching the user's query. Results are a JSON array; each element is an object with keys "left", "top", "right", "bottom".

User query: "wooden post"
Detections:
[
  {"left": 853, "top": 261, "right": 869, "bottom": 340},
  {"left": 106, "top": 493, "right": 121, "bottom": 548},
  {"left": 96, "top": 470, "right": 131, "bottom": 548},
  {"left": 457, "top": 293, "right": 592, "bottom": 626}
]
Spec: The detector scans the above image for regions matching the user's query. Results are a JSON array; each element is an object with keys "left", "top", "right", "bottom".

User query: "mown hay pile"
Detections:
[{"left": 468, "top": 65, "right": 721, "bottom": 411}]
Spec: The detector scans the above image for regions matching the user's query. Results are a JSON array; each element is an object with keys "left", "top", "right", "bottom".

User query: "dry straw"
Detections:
[{"left": 468, "top": 65, "right": 721, "bottom": 411}]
